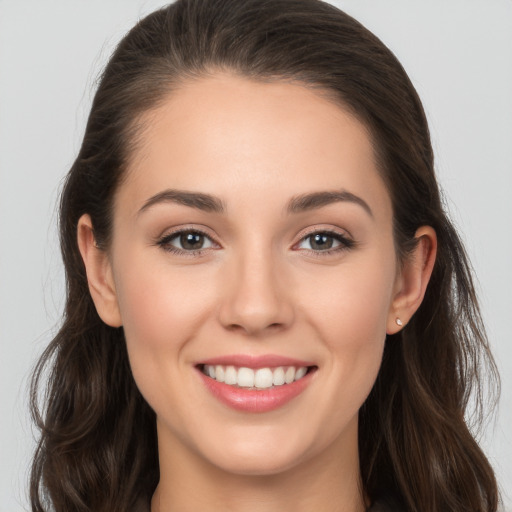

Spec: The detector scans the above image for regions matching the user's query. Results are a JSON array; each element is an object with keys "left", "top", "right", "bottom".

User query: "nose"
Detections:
[{"left": 217, "top": 247, "right": 294, "bottom": 337}]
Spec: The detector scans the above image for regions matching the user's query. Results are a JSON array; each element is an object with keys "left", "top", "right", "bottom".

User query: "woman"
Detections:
[{"left": 29, "top": 0, "right": 500, "bottom": 511}]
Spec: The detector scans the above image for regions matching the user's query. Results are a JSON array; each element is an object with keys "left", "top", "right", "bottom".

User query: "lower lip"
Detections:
[{"left": 197, "top": 368, "right": 315, "bottom": 413}]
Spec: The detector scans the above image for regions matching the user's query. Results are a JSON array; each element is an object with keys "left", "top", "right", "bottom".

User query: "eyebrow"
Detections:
[
  {"left": 137, "top": 188, "right": 373, "bottom": 218},
  {"left": 286, "top": 190, "right": 373, "bottom": 217},
  {"left": 138, "top": 189, "right": 226, "bottom": 216}
]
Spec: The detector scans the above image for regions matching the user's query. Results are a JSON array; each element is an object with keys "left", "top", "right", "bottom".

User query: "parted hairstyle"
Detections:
[{"left": 30, "top": 1, "right": 501, "bottom": 511}]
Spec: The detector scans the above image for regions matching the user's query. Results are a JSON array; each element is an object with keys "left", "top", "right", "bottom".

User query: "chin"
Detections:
[
  {"left": 197, "top": 427, "right": 318, "bottom": 477},
  {"left": 211, "top": 451, "right": 305, "bottom": 477}
]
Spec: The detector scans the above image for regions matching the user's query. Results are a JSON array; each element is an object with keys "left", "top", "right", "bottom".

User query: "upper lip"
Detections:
[{"left": 197, "top": 354, "right": 316, "bottom": 369}]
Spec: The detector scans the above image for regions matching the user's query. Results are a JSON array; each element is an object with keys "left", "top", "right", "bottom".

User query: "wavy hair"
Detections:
[{"left": 30, "top": 1, "right": 500, "bottom": 510}]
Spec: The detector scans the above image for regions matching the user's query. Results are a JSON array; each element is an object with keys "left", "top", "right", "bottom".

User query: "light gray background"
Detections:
[{"left": 1, "top": 1, "right": 511, "bottom": 510}]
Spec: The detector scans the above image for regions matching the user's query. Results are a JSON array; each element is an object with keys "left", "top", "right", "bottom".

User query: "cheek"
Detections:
[
  {"left": 113, "top": 248, "right": 213, "bottom": 341},
  {"left": 306, "top": 258, "right": 395, "bottom": 345},
  {"left": 299, "top": 250, "right": 396, "bottom": 400},
  {"left": 110, "top": 251, "right": 213, "bottom": 380},
  {"left": 110, "top": 253, "right": 222, "bottom": 421}
]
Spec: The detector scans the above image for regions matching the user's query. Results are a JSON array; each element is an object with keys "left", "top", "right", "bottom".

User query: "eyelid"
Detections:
[
  {"left": 155, "top": 226, "right": 221, "bottom": 255},
  {"left": 156, "top": 224, "right": 219, "bottom": 242},
  {"left": 292, "top": 227, "right": 356, "bottom": 255},
  {"left": 296, "top": 224, "right": 353, "bottom": 240},
  {"left": 293, "top": 225, "right": 353, "bottom": 245},
  {"left": 155, "top": 225, "right": 355, "bottom": 257}
]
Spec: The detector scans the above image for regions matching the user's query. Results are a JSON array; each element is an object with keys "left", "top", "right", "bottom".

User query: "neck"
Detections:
[{"left": 152, "top": 418, "right": 368, "bottom": 512}]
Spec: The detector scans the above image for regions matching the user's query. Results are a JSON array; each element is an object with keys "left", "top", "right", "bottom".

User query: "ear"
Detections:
[
  {"left": 386, "top": 226, "right": 437, "bottom": 334},
  {"left": 77, "top": 214, "right": 122, "bottom": 327}
]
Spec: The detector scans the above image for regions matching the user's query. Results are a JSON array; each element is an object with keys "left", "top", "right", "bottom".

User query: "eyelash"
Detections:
[
  {"left": 156, "top": 228, "right": 355, "bottom": 258},
  {"left": 296, "top": 228, "right": 355, "bottom": 257},
  {"left": 156, "top": 228, "right": 217, "bottom": 257}
]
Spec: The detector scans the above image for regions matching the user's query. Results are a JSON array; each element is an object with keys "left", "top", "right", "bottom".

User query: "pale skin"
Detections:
[{"left": 77, "top": 73, "right": 436, "bottom": 512}]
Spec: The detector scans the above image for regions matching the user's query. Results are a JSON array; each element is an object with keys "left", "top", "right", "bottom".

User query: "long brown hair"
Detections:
[{"left": 30, "top": 1, "right": 500, "bottom": 510}]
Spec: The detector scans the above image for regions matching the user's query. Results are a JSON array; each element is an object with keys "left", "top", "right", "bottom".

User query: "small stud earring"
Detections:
[{"left": 395, "top": 318, "right": 403, "bottom": 326}]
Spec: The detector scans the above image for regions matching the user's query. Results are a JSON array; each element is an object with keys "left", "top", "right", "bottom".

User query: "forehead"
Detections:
[{"left": 117, "top": 73, "right": 391, "bottom": 221}]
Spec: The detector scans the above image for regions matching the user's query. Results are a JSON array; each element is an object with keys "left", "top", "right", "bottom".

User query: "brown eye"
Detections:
[
  {"left": 158, "top": 230, "right": 216, "bottom": 254},
  {"left": 296, "top": 231, "right": 354, "bottom": 253},
  {"left": 180, "top": 232, "right": 206, "bottom": 250},
  {"left": 309, "top": 233, "right": 334, "bottom": 250}
]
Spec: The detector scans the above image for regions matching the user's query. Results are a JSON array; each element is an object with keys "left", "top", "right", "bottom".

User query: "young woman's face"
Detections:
[{"left": 105, "top": 73, "right": 403, "bottom": 477}]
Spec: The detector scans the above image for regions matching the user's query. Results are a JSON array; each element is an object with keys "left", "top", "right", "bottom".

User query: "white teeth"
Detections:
[
  {"left": 295, "top": 367, "right": 307, "bottom": 380},
  {"left": 202, "top": 365, "right": 310, "bottom": 389},
  {"left": 215, "top": 365, "right": 225, "bottom": 383},
  {"left": 272, "top": 367, "right": 285, "bottom": 386},
  {"left": 237, "top": 367, "right": 255, "bottom": 387},
  {"left": 225, "top": 365, "right": 237, "bottom": 385},
  {"left": 254, "top": 368, "right": 273, "bottom": 389},
  {"left": 285, "top": 366, "right": 295, "bottom": 384}
]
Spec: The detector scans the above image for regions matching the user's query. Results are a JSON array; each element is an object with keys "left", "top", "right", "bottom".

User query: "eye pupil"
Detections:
[
  {"left": 181, "top": 232, "right": 204, "bottom": 250},
  {"left": 310, "top": 233, "right": 333, "bottom": 250}
]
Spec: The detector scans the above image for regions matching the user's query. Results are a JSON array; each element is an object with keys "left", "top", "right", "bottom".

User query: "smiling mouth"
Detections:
[{"left": 199, "top": 364, "right": 317, "bottom": 390}]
